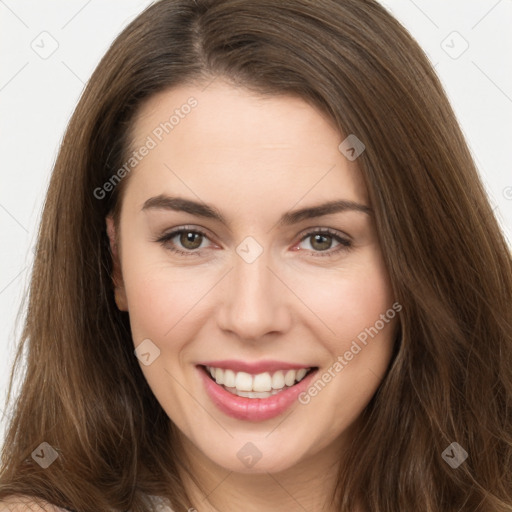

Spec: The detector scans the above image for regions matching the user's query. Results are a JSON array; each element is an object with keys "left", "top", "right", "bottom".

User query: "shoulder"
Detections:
[{"left": 0, "top": 495, "right": 68, "bottom": 512}]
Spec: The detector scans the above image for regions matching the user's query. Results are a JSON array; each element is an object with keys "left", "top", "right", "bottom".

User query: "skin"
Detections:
[{"left": 106, "top": 79, "right": 399, "bottom": 512}]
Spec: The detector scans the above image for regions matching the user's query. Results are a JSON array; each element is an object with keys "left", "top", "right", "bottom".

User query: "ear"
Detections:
[{"left": 106, "top": 215, "right": 128, "bottom": 311}]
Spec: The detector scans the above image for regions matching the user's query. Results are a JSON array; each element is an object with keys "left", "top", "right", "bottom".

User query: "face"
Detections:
[{"left": 106, "top": 80, "right": 399, "bottom": 475}]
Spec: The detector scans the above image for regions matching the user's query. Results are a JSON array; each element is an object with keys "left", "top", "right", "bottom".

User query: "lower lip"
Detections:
[{"left": 197, "top": 365, "right": 318, "bottom": 422}]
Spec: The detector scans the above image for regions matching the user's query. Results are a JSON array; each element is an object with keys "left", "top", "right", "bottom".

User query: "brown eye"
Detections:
[
  {"left": 179, "top": 231, "right": 203, "bottom": 250},
  {"left": 155, "top": 227, "right": 211, "bottom": 256},
  {"left": 310, "top": 233, "right": 333, "bottom": 251},
  {"left": 297, "top": 229, "right": 352, "bottom": 257}
]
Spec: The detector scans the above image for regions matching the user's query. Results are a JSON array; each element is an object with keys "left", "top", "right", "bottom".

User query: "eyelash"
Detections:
[{"left": 154, "top": 226, "right": 352, "bottom": 258}]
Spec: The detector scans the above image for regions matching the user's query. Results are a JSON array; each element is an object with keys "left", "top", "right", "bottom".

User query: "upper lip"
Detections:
[{"left": 198, "top": 359, "right": 316, "bottom": 374}]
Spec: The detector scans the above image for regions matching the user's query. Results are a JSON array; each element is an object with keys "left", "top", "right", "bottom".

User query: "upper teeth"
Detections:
[{"left": 206, "top": 366, "right": 310, "bottom": 392}]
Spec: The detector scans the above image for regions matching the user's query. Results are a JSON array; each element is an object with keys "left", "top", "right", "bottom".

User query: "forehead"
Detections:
[
  {"left": 133, "top": 79, "right": 338, "bottom": 144},
  {"left": 124, "top": 80, "right": 369, "bottom": 215}
]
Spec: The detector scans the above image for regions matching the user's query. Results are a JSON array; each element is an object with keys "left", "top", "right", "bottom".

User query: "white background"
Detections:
[{"left": 1, "top": 0, "right": 511, "bottom": 445}]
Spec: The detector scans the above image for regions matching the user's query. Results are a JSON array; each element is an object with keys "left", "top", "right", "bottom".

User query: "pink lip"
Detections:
[
  {"left": 197, "top": 359, "right": 313, "bottom": 374},
  {"left": 197, "top": 365, "right": 318, "bottom": 421}
]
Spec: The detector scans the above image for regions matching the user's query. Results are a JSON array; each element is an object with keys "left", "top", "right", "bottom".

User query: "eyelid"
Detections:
[{"left": 296, "top": 226, "right": 352, "bottom": 243}]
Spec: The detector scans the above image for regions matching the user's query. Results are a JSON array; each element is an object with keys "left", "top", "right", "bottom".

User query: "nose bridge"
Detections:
[
  {"left": 217, "top": 243, "right": 290, "bottom": 339},
  {"left": 234, "top": 250, "right": 271, "bottom": 302}
]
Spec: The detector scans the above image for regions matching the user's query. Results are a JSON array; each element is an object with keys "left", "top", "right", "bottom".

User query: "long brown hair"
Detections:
[{"left": 1, "top": 0, "right": 511, "bottom": 511}]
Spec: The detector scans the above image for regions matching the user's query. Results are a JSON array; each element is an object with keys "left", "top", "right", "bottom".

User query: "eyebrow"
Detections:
[{"left": 141, "top": 194, "right": 372, "bottom": 226}]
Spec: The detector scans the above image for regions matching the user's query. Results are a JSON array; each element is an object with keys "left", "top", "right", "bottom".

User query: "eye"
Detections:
[
  {"left": 154, "top": 226, "right": 352, "bottom": 258},
  {"left": 296, "top": 228, "right": 352, "bottom": 257},
  {"left": 154, "top": 226, "right": 212, "bottom": 256}
]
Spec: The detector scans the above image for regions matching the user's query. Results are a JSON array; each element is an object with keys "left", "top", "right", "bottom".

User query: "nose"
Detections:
[{"left": 216, "top": 249, "right": 292, "bottom": 341}]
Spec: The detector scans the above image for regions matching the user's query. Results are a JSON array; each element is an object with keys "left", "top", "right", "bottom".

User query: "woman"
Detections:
[{"left": 1, "top": 0, "right": 511, "bottom": 511}]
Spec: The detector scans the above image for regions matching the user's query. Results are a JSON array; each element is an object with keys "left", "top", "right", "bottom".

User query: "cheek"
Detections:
[
  {"left": 293, "top": 250, "right": 397, "bottom": 395},
  {"left": 290, "top": 249, "right": 395, "bottom": 344},
  {"left": 122, "top": 267, "right": 211, "bottom": 343},
  {"left": 118, "top": 228, "right": 220, "bottom": 342},
  {"left": 119, "top": 257, "right": 212, "bottom": 425},
  {"left": 295, "top": 258, "right": 397, "bottom": 430}
]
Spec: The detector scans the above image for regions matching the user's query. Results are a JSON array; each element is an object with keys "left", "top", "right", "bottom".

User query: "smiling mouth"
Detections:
[{"left": 200, "top": 365, "right": 318, "bottom": 399}]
